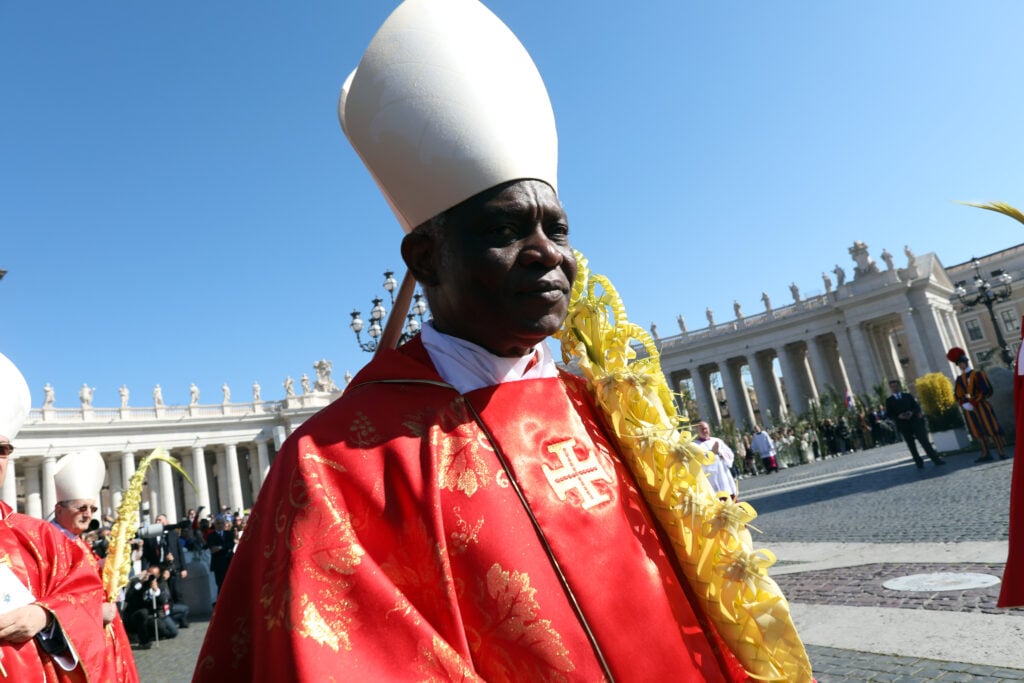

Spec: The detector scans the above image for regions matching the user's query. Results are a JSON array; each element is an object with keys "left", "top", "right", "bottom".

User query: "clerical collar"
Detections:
[
  {"left": 420, "top": 321, "right": 559, "bottom": 394},
  {"left": 49, "top": 519, "right": 78, "bottom": 542}
]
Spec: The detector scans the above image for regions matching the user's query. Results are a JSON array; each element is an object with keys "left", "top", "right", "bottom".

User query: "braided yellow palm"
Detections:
[
  {"left": 102, "top": 447, "right": 194, "bottom": 603},
  {"left": 556, "top": 254, "right": 813, "bottom": 682}
]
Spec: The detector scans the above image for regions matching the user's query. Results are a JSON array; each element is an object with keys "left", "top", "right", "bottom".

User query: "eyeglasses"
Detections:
[
  {"left": 0, "top": 444, "right": 13, "bottom": 456},
  {"left": 59, "top": 502, "right": 99, "bottom": 514}
]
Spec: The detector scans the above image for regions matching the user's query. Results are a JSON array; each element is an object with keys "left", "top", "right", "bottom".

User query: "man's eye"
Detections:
[{"left": 546, "top": 223, "right": 570, "bottom": 240}]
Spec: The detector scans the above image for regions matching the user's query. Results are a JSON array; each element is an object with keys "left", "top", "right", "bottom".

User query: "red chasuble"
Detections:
[
  {"left": 999, "top": 323, "right": 1024, "bottom": 608},
  {"left": 0, "top": 500, "right": 109, "bottom": 682},
  {"left": 194, "top": 338, "right": 748, "bottom": 682},
  {"left": 73, "top": 537, "right": 139, "bottom": 683}
]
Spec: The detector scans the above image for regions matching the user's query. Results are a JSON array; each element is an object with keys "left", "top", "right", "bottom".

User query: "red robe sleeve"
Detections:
[
  {"left": 1, "top": 504, "right": 109, "bottom": 682},
  {"left": 998, "top": 321, "right": 1024, "bottom": 607}
]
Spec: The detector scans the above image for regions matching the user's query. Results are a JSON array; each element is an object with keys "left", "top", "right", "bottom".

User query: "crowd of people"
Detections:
[{"left": 716, "top": 408, "right": 904, "bottom": 480}]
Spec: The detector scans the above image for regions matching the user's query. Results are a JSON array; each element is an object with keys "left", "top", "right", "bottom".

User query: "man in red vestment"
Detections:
[
  {"left": 51, "top": 451, "right": 141, "bottom": 683},
  {"left": 1, "top": 352, "right": 110, "bottom": 682},
  {"left": 195, "top": 0, "right": 751, "bottom": 680}
]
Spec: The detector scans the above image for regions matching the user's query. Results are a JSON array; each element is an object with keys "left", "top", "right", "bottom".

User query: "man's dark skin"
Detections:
[{"left": 401, "top": 178, "right": 577, "bottom": 357}]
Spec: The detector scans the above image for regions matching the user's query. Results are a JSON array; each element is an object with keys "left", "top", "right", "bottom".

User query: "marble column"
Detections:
[
  {"left": 191, "top": 446, "right": 212, "bottom": 513},
  {"left": 805, "top": 337, "right": 832, "bottom": 396},
  {"left": 224, "top": 443, "right": 245, "bottom": 514},
  {"left": 918, "top": 303, "right": 955, "bottom": 373},
  {"left": 837, "top": 327, "right": 870, "bottom": 395},
  {"left": 899, "top": 309, "right": 930, "bottom": 379},
  {"left": 722, "top": 360, "right": 755, "bottom": 429},
  {"left": 121, "top": 451, "right": 137, "bottom": 489},
  {"left": 41, "top": 454, "right": 57, "bottom": 514},
  {"left": 180, "top": 450, "right": 197, "bottom": 512},
  {"left": 24, "top": 464, "right": 42, "bottom": 518},
  {"left": 1, "top": 457, "right": 17, "bottom": 508},
  {"left": 694, "top": 366, "right": 721, "bottom": 425},
  {"left": 765, "top": 355, "right": 790, "bottom": 419},
  {"left": 254, "top": 439, "right": 271, "bottom": 490},
  {"left": 775, "top": 345, "right": 810, "bottom": 414},
  {"left": 747, "top": 354, "right": 780, "bottom": 426},
  {"left": 157, "top": 457, "right": 178, "bottom": 521},
  {"left": 107, "top": 456, "right": 124, "bottom": 515}
]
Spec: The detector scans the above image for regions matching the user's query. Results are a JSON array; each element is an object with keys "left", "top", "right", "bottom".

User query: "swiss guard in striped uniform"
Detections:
[{"left": 947, "top": 347, "right": 1007, "bottom": 462}]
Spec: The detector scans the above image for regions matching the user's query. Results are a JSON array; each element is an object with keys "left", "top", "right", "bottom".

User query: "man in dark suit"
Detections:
[
  {"left": 207, "top": 515, "right": 235, "bottom": 597},
  {"left": 885, "top": 379, "right": 946, "bottom": 468}
]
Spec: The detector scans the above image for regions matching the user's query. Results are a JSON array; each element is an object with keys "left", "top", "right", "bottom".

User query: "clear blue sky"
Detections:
[{"left": 3, "top": 1, "right": 1023, "bottom": 408}]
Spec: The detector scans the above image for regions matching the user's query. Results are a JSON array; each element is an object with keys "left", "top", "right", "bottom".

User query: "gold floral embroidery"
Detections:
[
  {"left": 432, "top": 398, "right": 493, "bottom": 497},
  {"left": 349, "top": 411, "right": 382, "bottom": 448},
  {"left": 468, "top": 563, "right": 574, "bottom": 682},
  {"left": 382, "top": 517, "right": 456, "bottom": 626},
  {"left": 258, "top": 448, "right": 363, "bottom": 651},
  {"left": 415, "top": 635, "right": 483, "bottom": 682},
  {"left": 448, "top": 506, "right": 483, "bottom": 556},
  {"left": 298, "top": 593, "right": 352, "bottom": 652}
]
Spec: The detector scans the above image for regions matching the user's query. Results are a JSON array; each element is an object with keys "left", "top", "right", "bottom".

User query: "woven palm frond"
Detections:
[
  {"left": 559, "top": 252, "right": 813, "bottom": 682},
  {"left": 102, "top": 447, "right": 194, "bottom": 603}
]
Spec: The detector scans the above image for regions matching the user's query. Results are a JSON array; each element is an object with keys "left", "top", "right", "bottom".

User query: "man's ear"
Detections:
[{"left": 401, "top": 231, "right": 440, "bottom": 286}]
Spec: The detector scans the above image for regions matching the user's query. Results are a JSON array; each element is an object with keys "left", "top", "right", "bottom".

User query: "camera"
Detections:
[{"left": 136, "top": 519, "right": 191, "bottom": 539}]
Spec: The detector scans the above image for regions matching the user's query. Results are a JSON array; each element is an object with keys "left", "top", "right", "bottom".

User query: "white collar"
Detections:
[{"left": 420, "top": 322, "right": 559, "bottom": 394}]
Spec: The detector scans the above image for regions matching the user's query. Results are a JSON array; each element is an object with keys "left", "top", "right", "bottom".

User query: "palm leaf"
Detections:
[
  {"left": 101, "top": 447, "right": 194, "bottom": 602},
  {"left": 957, "top": 200, "right": 1024, "bottom": 227}
]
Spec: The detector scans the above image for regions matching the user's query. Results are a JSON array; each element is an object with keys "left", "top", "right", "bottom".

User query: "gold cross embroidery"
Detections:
[{"left": 542, "top": 439, "right": 613, "bottom": 510}]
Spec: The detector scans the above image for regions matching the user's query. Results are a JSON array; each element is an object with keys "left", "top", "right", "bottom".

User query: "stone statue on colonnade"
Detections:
[
  {"left": 43, "top": 383, "right": 55, "bottom": 408},
  {"left": 284, "top": 376, "right": 295, "bottom": 397},
  {"left": 190, "top": 383, "right": 200, "bottom": 406},
  {"left": 153, "top": 384, "right": 164, "bottom": 407},
  {"left": 833, "top": 264, "right": 846, "bottom": 287},
  {"left": 313, "top": 359, "right": 337, "bottom": 393},
  {"left": 119, "top": 384, "right": 129, "bottom": 408},
  {"left": 789, "top": 282, "right": 800, "bottom": 303},
  {"left": 79, "top": 383, "right": 94, "bottom": 408}
]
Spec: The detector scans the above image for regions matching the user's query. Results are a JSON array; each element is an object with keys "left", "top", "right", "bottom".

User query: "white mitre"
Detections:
[
  {"left": 0, "top": 351, "right": 31, "bottom": 440},
  {"left": 339, "top": 0, "right": 558, "bottom": 233},
  {"left": 54, "top": 450, "right": 106, "bottom": 502}
]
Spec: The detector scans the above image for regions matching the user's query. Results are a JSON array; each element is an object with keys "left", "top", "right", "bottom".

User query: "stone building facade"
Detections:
[
  {"left": 661, "top": 241, "right": 1024, "bottom": 429},
  {"left": 7, "top": 386, "right": 340, "bottom": 521}
]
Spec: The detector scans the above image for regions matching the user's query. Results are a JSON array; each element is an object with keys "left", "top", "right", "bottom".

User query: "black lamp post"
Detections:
[
  {"left": 954, "top": 257, "right": 1015, "bottom": 367},
  {"left": 349, "top": 270, "right": 429, "bottom": 353}
]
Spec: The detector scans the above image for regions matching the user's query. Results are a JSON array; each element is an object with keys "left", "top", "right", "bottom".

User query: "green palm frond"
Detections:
[{"left": 957, "top": 200, "right": 1024, "bottom": 227}]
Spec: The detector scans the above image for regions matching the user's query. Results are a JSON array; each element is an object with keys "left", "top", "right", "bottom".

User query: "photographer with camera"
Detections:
[
  {"left": 123, "top": 566, "right": 180, "bottom": 649},
  {"left": 141, "top": 513, "right": 189, "bottom": 605}
]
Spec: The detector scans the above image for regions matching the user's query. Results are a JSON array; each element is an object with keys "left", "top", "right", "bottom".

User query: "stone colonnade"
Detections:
[
  {"left": 2, "top": 438, "right": 276, "bottom": 521},
  {"left": 7, "top": 393, "right": 332, "bottom": 521},
  {"left": 661, "top": 251, "right": 967, "bottom": 429}
]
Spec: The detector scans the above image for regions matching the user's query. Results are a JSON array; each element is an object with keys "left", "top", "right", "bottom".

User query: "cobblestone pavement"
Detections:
[{"left": 131, "top": 441, "right": 1023, "bottom": 682}]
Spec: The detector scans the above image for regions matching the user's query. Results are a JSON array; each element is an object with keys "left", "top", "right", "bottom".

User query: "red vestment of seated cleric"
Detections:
[
  {"left": 193, "top": 337, "right": 749, "bottom": 682},
  {"left": 0, "top": 500, "right": 109, "bottom": 682}
]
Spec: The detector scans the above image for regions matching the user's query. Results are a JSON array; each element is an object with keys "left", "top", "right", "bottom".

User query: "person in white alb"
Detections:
[{"left": 693, "top": 421, "right": 738, "bottom": 500}]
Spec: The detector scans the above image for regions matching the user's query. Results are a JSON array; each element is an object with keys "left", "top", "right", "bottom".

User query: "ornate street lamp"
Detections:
[
  {"left": 954, "top": 257, "right": 1015, "bottom": 367},
  {"left": 350, "top": 270, "right": 429, "bottom": 353}
]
